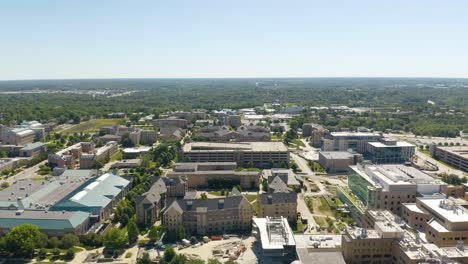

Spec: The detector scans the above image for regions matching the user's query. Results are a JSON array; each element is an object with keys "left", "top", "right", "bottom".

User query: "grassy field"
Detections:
[
  {"left": 245, "top": 194, "right": 258, "bottom": 202},
  {"left": 61, "top": 119, "right": 123, "bottom": 134}
]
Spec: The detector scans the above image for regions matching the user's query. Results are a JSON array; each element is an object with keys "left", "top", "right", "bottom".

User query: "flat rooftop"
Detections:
[
  {"left": 402, "top": 203, "right": 426, "bottom": 214},
  {"left": 294, "top": 234, "right": 345, "bottom": 264},
  {"left": 437, "top": 146, "right": 468, "bottom": 158},
  {"left": 351, "top": 163, "right": 441, "bottom": 189},
  {"left": 0, "top": 175, "right": 92, "bottom": 210},
  {"left": 419, "top": 198, "right": 468, "bottom": 223},
  {"left": 122, "top": 146, "right": 152, "bottom": 153},
  {"left": 0, "top": 210, "right": 89, "bottom": 229},
  {"left": 183, "top": 141, "right": 288, "bottom": 152},
  {"left": 253, "top": 217, "right": 295, "bottom": 250},
  {"left": 330, "top": 132, "right": 381, "bottom": 137},
  {"left": 368, "top": 141, "right": 415, "bottom": 148},
  {"left": 20, "top": 142, "right": 46, "bottom": 151},
  {"left": 319, "top": 151, "right": 354, "bottom": 159}
]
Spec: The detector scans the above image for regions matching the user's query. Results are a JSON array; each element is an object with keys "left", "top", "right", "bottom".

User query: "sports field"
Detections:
[{"left": 61, "top": 118, "right": 123, "bottom": 134}]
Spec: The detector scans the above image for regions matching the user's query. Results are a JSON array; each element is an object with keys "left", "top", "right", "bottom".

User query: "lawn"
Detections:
[
  {"left": 244, "top": 194, "right": 258, "bottom": 202},
  {"left": 61, "top": 118, "right": 124, "bottom": 134},
  {"left": 313, "top": 216, "right": 329, "bottom": 228},
  {"left": 110, "top": 151, "right": 123, "bottom": 162},
  {"left": 208, "top": 191, "right": 225, "bottom": 196},
  {"left": 234, "top": 167, "right": 261, "bottom": 172},
  {"left": 292, "top": 139, "right": 305, "bottom": 147},
  {"left": 317, "top": 197, "right": 333, "bottom": 216},
  {"left": 252, "top": 200, "right": 259, "bottom": 216}
]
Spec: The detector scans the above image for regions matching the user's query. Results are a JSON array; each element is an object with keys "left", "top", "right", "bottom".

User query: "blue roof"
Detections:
[
  {"left": 0, "top": 210, "right": 89, "bottom": 230},
  {"left": 51, "top": 173, "right": 130, "bottom": 211},
  {"left": 20, "top": 142, "right": 46, "bottom": 151}
]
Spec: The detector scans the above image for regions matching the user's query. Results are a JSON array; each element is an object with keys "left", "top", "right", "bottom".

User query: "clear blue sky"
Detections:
[{"left": 1, "top": 0, "right": 467, "bottom": 80}]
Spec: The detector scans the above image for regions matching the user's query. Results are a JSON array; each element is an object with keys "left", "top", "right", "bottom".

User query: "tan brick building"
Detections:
[{"left": 162, "top": 194, "right": 252, "bottom": 235}]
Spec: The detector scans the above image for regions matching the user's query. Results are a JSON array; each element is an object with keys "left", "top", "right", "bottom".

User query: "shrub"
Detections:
[
  {"left": 37, "top": 248, "right": 47, "bottom": 260},
  {"left": 65, "top": 248, "right": 75, "bottom": 260}
]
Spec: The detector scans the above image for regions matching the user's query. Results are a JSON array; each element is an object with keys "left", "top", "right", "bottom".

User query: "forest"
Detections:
[{"left": 0, "top": 78, "right": 466, "bottom": 136}]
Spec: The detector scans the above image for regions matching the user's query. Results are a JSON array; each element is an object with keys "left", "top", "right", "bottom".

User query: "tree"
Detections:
[
  {"left": 207, "top": 259, "right": 222, "bottom": 264},
  {"left": 0, "top": 150, "right": 7, "bottom": 158},
  {"left": 121, "top": 133, "right": 135, "bottom": 148},
  {"left": 127, "top": 220, "right": 139, "bottom": 244},
  {"left": 104, "top": 228, "right": 127, "bottom": 250},
  {"left": 84, "top": 233, "right": 103, "bottom": 248},
  {"left": 48, "top": 236, "right": 60, "bottom": 249},
  {"left": 65, "top": 248, "right": 75, "bottom": 260},
  {"left": 262, "top": 180, "right": 269, "bottom": 192},
  {"left": 51, "top": 247, "right": 61, "bottom": 256},
  {"left": 37, "top": 248, "right": 47, "bottom": 260},
  {"left": 37, "top": 232, "right": 48, "bottom": 248},
  {"left": 138, "top": 252, "right": 152, "bottom": 264},
  {"left": 200, "top": 193, "right": 208, "bottom": 199},
  {"left": 61, "top": 233, "right": 79, "bottom": 249},
  {"left": 162, "top": 246, "right": 176, "bottom": 263},
  {"left": 148, "top": 225, "right": 164, "bottom": 242},
  {"left": 4, "top": 224, "right": 42, "bottom": 257}
]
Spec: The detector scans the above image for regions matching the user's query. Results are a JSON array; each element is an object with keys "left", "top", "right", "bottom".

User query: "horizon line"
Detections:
[{"left": 1, "top": 76, "right": 468, "bottom": 82}]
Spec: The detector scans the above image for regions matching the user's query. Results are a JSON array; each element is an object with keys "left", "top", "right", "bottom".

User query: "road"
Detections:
[
  {"left": 297, "top": 193, "right": 317, "bottom": 233},
  {"left": 414, "top": 149, "right": 466, "bottom": 177},
  {"left": 291, "top": 152, "right": 313, "bottom": 175},
  {"left": 4, "top": 160, "right": 47, "bottom": 185}
]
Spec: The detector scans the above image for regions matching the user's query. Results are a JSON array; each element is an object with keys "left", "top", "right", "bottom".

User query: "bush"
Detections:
[
  {"left": 125, "top": 252, "right": 133, "bottom": 258},
  {"left": 48, "top": 236, "right": 60, "bottom": 248},
  {"left": 37, "top": 248, "right": 47, "bottom": 260},
  {"left": 61, "top": 234, "right": 79, "bottom": 249},
  {"left": 113, "top": 249, "right": 122, "bottom": 258},
  {"left": 51, "top": 248, "right": 61, "bottom": 256},
  {"left": 84, "top": 233, "right": 103, "bottom": 248},
  {"left": 65, "top": 248, "right": 75, "bottom": 260}
]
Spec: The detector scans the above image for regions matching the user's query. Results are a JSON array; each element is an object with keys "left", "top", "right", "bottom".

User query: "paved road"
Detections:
[
  {"left": 297, "top": 193, "right": 317, "bottom": 233},
  {"left": 291, "top": 152, "right": 313, "bottom": 175},
  {"left": 4, "top": 160, "right": 47, "bottom": 184},
  {"left": 414, "top": 149, "right": 466, "bottom": 177}
]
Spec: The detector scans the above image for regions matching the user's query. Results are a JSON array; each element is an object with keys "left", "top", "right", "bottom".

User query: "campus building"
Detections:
[
  {"left": 153, "top": 118, "right": 188, "bottom": 129},
  {"left": 0, "top": 127, "right": 35, "bottom": 146},
  {"left": 402, "top": 197, "right": 468, "bottom": 247},
  {"left": 252, "top": 217, "right": 296, "bottom": 259},
  {"left": 197, "top": 125, "right": 271, "bottom": 142},
  {"left": 181, "top": 142, "right": 289, "bottom": 168},
  {"left": 302, "top": 123, "right": 328, "bottom": 148},
  {"left": 258, "top": 192, "right": 298, "bottom": 222},
  {"left": 343, "top": 209, "right": 468, "bottom": 264},
  {"left": 0, "top": 171, "right": 127, "bottom": 236},
  {"left": 322, "top": 132, "right": 383, "bottom": 153},
  {"left": 48, "top": 142, "right": 83, "bottom": 168},
  {"left": 366, "top": 138, "right": 415, "bottom": 164},
  {"left": 19, "top": 142, "right": 47, "bottom": 157},
  {"left": 347, "top": 162, "right": 445, "bottom": 216},
  {"left": 431, "top": 146, "right": 468, "bottom": 172},
  {"left": 318, "top": 151, "right": 362, "bottom": 173},
  {"left": 135, "top": 176, "right": 186, "bottom": 225},
  {"left": 166, "top": 162, "right": 260, "bottom": 189},
  {"left": 51, "top": 172, "right": 131, "bottom": 222},
  {"left": 0, "top": 210, "right": 91, "bottom": 237},
  {"left": 80, "top": 141, "right": 119, "bottom": 169},
  {"left": 162, "top": 194, "right": 253, "bottom": 235}
]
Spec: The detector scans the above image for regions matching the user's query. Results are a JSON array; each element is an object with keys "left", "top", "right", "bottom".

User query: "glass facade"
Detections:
[
  {"left": 366, "top": 145, "right": 415, "bottom": 164},
  {"left": 348, "top": 170, "right": 376, "bottom": 207}
]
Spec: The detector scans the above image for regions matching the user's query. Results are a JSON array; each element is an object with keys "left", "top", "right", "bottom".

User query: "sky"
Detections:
[{"left": 1, "top": 0, "right": 467, "bottom": 80}]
